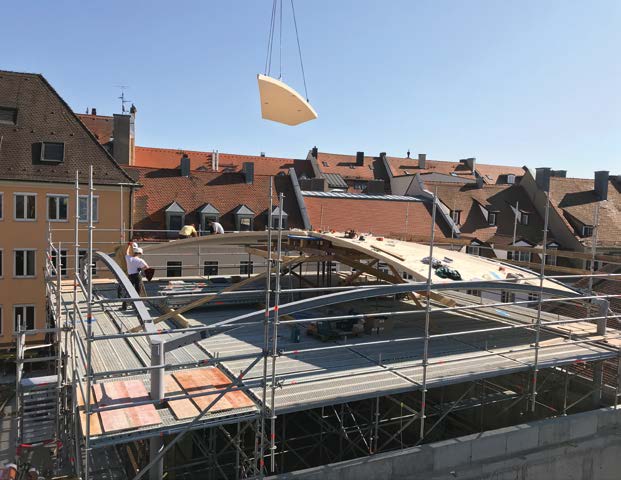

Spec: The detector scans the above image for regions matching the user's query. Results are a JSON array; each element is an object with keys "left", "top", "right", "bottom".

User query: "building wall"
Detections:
[
  {"left": 303, "top": 197, "right": 443, "bottom": 238},
  {"left": 0, "top": 180, "right": 130, "bottom": 348}
]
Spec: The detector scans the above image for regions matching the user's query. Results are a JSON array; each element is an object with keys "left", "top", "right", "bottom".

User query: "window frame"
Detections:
[
  {"left": 451, "top": 210, "right": 461, "bottom": 225},
  {"left": 520, "top": 213, "right": 529, "bottom": 226},
  {"left": 239, "top": 260, "right": 254, "bottom": 275},
  {"left": 40, "top": 142, "right": 65, "bottom": 163},
  {"left": 0, "top": 192, "right": 3, "bottom": 220},
  {"left": 466, "top": 243, "right": 481, "bottom": 256},
  {"left": 78, "top": 195, "right": 99, "bottom": 223},
  {"left": 14, "top": 304, "right": 35, "bottom": 331},
  {"left": 14, "top": 249, "right": 36, "bottom": 278},
  {"left": 203, "top": 261, "right": 219, "bottom": 276},
  {"left": 51, "top": 249, "right": 68, "bottom": 277},
  {"left": 47, "top": 194, "right": 69, "bottom": 222},
  {"left": 582, "top": 225, "right": 594, "bottom": 237},
  {"left": 0, "top": 249, "right": 3, "bottom": 278},
  {"left": 166, "top": 261, "right": 183, "bottom": 278},
  {"left": 13, "top": 192, "right": 37, "bottom": 221},
  {"left": 0, "top": 106, "right": 18, "bottom": 125},
  {"left": 488, "top": 211, "right": 497, "bottom": 226}
]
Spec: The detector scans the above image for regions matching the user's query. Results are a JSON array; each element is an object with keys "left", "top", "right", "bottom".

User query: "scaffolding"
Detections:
[{"left": 21, "top": 168, "right": 621, "bottom": 479}]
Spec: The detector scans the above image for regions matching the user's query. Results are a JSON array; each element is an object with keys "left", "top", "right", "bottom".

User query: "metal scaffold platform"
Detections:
[{"left": 23, "top": 168, "right": 621, "bottom": 479}]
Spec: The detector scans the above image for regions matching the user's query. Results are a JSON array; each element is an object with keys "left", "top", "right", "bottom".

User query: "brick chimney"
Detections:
[
  {"left": 180, "top": 154, "right": 191, "bottom": 177},
  {"left": 418, "top": 153, "right": 427, "bottom": 169},
  {"left": 535, "top": 167, "right": 551, "bottom": 193},
  {"left": 594, "top": 171, "right": 609, "bottom": 200}
]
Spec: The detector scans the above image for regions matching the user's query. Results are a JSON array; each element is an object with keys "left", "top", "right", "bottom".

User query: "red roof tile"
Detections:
[
  {"left": 134, "top": 146, "right": 313, "bottom": 177},
  {"left": 314, "top": 152, "right": 380, "bottom": 181},
  {"left": 127, "top": 167, "right": 302, "bottom": 234},
  {"left": 76, "top": 113, "right": 114, "bottom": 145},
  {"left": 303, "top": 195, "right": 447, "bottom": 239}
]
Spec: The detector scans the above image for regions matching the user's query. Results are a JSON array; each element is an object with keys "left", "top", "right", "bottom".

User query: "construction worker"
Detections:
[
  {"left": 208, "top": 219, "right": 225, "bottom": 234},
  {"left": 122, "top": 243, "right": 150, "bottom": 310},
  {"left": 178, "top": 224, "right": 198, "bottom": 239}
]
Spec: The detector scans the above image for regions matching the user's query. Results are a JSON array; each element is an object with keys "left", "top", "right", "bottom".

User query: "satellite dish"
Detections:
[{"left": 258, "top": 74, "right": 318, "bottom": 126}]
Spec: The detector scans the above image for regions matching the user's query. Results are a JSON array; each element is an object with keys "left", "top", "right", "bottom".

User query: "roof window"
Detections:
[
  {"left": 40, "top": 142, "right": 65, "bottom": 163},
  {"left": 0, "top": 106, "right": 17, "bottom": 125},
  {"left": 322, "top": 161, "right": 329, "bottom": 167}
]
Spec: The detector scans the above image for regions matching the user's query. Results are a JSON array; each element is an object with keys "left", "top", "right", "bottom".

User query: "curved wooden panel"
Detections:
[{"left": 257, "top": 74, "right": 318, "bottom": 126}]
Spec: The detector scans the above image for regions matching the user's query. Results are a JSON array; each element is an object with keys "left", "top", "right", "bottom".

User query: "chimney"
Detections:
[
  {"left": 465, "top": 157, "right": 476, "bottom": 173},
  {"left": 243, "top": 162, "right": 254, "bottom": 184},
  {"left": 112, "top": 113, "right": 132, "bottom": 165},
  {"left": 379, "top": 152, "right": 387, "bottom": 160},
  {"left": 180, "top": 154, "right": 191, "bottom": 177},
  {"left": 418, "top": 153, "right": 426, "bottom": 169},
  {"left": 356, "top": 151, "right": 364, "bottom": 166},
  {"left": 407, "top": 150, "right": 411, "bottom": 158},
  {"left": 535, "top": 167, "right": 551, "bottom": 193},
  {"left": 91, "top": 108, "right": 97, "bottom": 115},
  {"left": 260, "top": 152, "right": 266, "bottom": 157},
  {"left": 311, "top": 146, "right": 318, "bottom": 158},
  {"left": 594, "top": 171, "right": 609, "bottom": 200}
]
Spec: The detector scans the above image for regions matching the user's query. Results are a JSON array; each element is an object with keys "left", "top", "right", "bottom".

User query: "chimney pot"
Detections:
[
  {"left": 594, "top": 170, "right": 609, "bottom": 200},
  {"left": 418, "top": 153, "right": 427, "bottom": 169},
  {"left": 91, "top": 108, "right": 97, "bottom": 115},
  {"left": 407, "top": 150, "right": 411, "bottom": 158}
]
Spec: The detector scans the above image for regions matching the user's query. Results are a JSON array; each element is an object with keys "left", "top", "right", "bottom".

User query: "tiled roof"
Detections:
[
  {"left": 134, "top": 146, "right": 313, "bottom": 177},
  {"left": 386, "top": 157, "right": 524, "bottom": 184},
  {"left": 0, "top": 70, "right": 134, "bottom": 185},
  {"left": 303, "top": 195, "right": 447, "bottom": 239},
  {"left": 548, "top": 177, "right": 621, "bottom": 247},
  {"left": 428, "top": 182, "right": 547, "bottom": 247},
  {"left": 126, "top": 166, "right": 302, "bottom": 234},
  {"left": 76, "top": 113, "right": 114, "bottom": 146},
  {"left": 313, "top": 152, "right": 382, "bottom": 181}
]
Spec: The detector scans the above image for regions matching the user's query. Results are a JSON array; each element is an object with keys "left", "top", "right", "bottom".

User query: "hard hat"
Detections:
[
  {"left": 131, "top": 242, "right": 139, "bottom": 249},
  {"left": 134, "top": 247, "right": 144, "bottom": 255}
]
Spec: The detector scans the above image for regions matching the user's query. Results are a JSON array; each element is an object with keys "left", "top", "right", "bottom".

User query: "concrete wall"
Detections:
[{"left": 273, "top": 406, "right": 621, "bottom": 480}]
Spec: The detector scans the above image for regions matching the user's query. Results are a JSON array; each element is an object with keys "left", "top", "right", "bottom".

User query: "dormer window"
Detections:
[
  {"left": 199, "top": 203, "right": 220, "bottom": 233},
  {"left": 507, "top": 174, "right": 516, "bottom": 184},
  {"left": 269, "top": 205, "right": 288, "bottom": 230},
  {"left": 451, "top": 210, "right": 461, "bottom": 225},
  {"left": 40, "top": 142, "right": 65, "bottom": 163},
  {"left": 582, "top": 225, "right": 594, "bottom": 237},
  {"left": 520, "top": 213, "right": 529, "bottom": 225},
  {"left": 488, "top": 211, "right": 498, "bottom": 226},
  {"left": 165, "top": 202, "right": 185, "bottom": 237},
  {"left": 233, "top": 205, "right": 255, "bottom": 231},
  {"left": 0, "top": 106, "right": 17, "bottom": 125}
]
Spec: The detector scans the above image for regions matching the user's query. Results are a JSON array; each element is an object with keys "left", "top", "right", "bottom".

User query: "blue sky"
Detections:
[{"left": 1, "top": 1, "right": 619, "bottom": 177}]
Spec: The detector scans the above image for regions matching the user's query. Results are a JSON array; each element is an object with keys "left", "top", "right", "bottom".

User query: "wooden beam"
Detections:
[{"left": 344, "top": 259, "right": 379, "bottom": 285}]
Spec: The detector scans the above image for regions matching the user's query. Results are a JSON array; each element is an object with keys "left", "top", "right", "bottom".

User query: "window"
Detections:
[
  {"left": 79, "top": 250, "right": 97, "bottom": 275},
  {"left": 520, "top": 213, "right": 529, "bottom": 226},
  {"left": 40, "top": 142, "right": 65, "bottom": 163},
  {"left": 466, "top": 244, "right": 480, "bottom": 256},
  {"left": 508, "top": 250, "right": 531, "bottom": 263},
  {"left": 203, "top": 261, "right": 218, "bottom": 276},
  {"left": 501, "top": 291, "right": 516, "bottom": 303},
  {"left": 507, "top": 174, "right": 516, "bottom": 184},
  {"left": 545, "top": 246, "right": 558, "bottom": 266},
  {"left": 528, "top": 293, "right": 539, "bottom": 302},
  {"left": 0, "top": 192, "right": 3, "bottom": 220},
  {"left": 488, "top": 212, "right": 497, "bottom": 226},
  {"left": 271, "top": 216, "right": 288, "bottom": 230},
  {"left": 240, "top": 261, "right": 254, "bottom": 275},
  {"left": 14, "top": 250, "right": 36, "bottom": 277},
  {"left": 14, "top": 193, "right": 36, "bottom": 220},
  {"left": 353, "top": 181, "right": 367, "bottom": 190},
  {"left": 451, "top": 210, "right": 461, "bottom": 225},
  {"left": 582, "top": 225, "right": 594, "bottom": 237},
  {"left": 14, "top": 305, "right": 35, "bottom": 331},
  {"left": 239, "top": 217, "right": 253, "bottom": 231},
  {"left": 47, "top": 195, "right": 68, "bottom": 221},
  {"left": 78, "top": 196, "right": 99, "bottom": 222},
  {"left": 168, "top": 214, "right": 184, "bottom": 232},
  {"left": 0, "top": 106, "right": 18, "bottom": 125},
  {"left": 167, "top": 261, "right": 182, "bottom": 277},
  {"left": 466, "top": 289, "right": 481, "bottom": 297},
  {"left": 51, "top": 250, "right": 68, "bottom": 276},
  {"left": 322, "top": 161, "right": 329, "bottom": 167},
  {"left": 586, "top": 260, "right": 602, "bottom": 272}
]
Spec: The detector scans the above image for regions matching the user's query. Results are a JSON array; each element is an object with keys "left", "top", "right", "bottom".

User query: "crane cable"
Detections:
[{"left": 263, "top": 0, "right": 310, "bottom": 101}]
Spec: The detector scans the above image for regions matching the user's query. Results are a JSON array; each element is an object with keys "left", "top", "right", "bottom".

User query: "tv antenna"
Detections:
[{"left": 115, "top": 85, "right": 131, "bottom": 113}]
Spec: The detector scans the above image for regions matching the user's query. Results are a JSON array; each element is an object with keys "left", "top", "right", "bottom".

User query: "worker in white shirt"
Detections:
[
  {"left": 122, "top": 243, "right": 150, "bottom": 310},
  {"left": 208, "top": 220, "right": 225, "bottom": 234}
]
